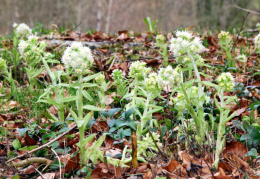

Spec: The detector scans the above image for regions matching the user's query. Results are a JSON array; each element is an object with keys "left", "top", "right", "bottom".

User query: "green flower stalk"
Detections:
[
  {"left": 169, "top": 30, "right": 208, "bottom": 145},
  {"left": 156, "top": 34, "right": 168, "bottom": 67},
  {"left": 95, "top": 73, "right": 110, "bottom": 109},
  {"left": 0, "top": 58, "right": 17, "bottom": 96},
  {"left": 213, "top": 72, "right": 236, "bottom": 169},
  {"left": 12, "top": 23, "right": 32, "bottom": 80},
  {"left": 218, "top": 31, "right": 234, "bottom": 67},
  {"left": 112, "top": 69, "right": 128, "bottom": 98}
]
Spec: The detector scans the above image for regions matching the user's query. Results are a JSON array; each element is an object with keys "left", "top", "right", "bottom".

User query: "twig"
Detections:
[
  {"left": 7, "top": 125, "right": 76, "bottom": 163},
  {"left": 230, "top": 12, "right": 250, "bottom": 53},
  {"left": 51, "top": 148, "right": 62, "bottom": 179},
  {"left": 8, "top": 157, "right": 51, "bottom": 167},
  {"left": 232, "top": 0, "right": 260, "bottom": 16},
  {"left": 34, "top": 165, "right": 46, "bottom": 179},
  {"left": 148, "top": 130, "right": 168, "bottom": 159}
]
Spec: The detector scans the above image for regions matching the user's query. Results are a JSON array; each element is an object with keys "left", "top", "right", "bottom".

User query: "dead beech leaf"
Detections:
[
  {"left": 143, "top": 169, "right": 153, "bottom": 179},
  {"left": 116, "top": 30, "right": 128, "bottom": 41},
  {"left": 60, "top": 153, "right": 80, "bottom": 173},
  {"left": 104, "top": 95, "right": 114, "bottom": 105},
  {"left": 24, "top": 131, "right": 38, "bottom": 146},
  {"left": 36, "top": 173, "right": 55, "bottom": 179},
  {"left": 234, "top": 106, "right": 248, "bottom": 117},
  {"left": 2, "top": 100, "right": 20, "bottom": 111},
  {"left": 224, "top": 141, "right": 249, "bottom": 161},
  {"left": 49, "top": 105, "right": 58, "bottom": 115},
  {"left": 22, "top": 164, "right": 36, "bottom": 174},
  {"left": 162, "top": 159, "right": 187, "bottom": 176}
]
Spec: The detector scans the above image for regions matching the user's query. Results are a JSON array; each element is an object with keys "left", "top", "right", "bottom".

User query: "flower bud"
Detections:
[{"left": 217, "top": 72, "right": 235, "bottom": 91}]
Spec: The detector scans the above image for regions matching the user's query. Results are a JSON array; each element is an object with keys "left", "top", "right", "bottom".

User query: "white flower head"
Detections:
[
  {"left": 145, "top": 72, "right": 161, "bottom": 91},
  {"left": 15, "top": 23, "right": 32, "bottom": 37},
  {"left": 169, "top": 30, "right": 205, "bottom": 58},
  {"left": 61, "top": 42, "right": 94, "bottom": 73},
  {"left": 158, "top": 65, "right": 180, "bottom": 87},
  {"left": 18, "top": 40, "right": 29, "bottom": 55},
  {"left": 0, "top": 57, "right": 7, "bottom": 71},
  {"left": 254, "top": 34, "right": 260, "bottom": 49},
  {"left": 112, "top": 69, "right": 125, "bottom": 81},
  {"left": 217, "top": 72, "right": 235, "bottom": 91},
  {"left": 236, "top": 54, "right": 247, "bottom": 63},
  {"left": 176, "top": 30, "right": 193, "bottom": 40},
  {"left": 129, "top": 61, "right": 150, "bottom": 81},
  {"left": 95, "top": 73, "right": 105, "bottom": 83}
]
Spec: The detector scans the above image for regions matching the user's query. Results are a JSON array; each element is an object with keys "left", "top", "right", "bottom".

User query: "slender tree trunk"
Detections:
[
  {"left": 96, "top": 0, "right": 102, "bottom": 31},
  {"left": 105, "top": 0, "right": 113, "bottom": 33},
  {"left": 77, "top": 0, "right": 82, "bottom": 31}
]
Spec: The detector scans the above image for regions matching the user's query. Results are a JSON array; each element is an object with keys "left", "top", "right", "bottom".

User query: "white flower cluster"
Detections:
[
  {"left": 158, "top": 65, "right": 180, "bottom": 87},
  {"left": 95, "top": 74, "right": 105, "bottom": 84},
  {"left": 254, "top": 34, "right": 260, "bottom": 49},
  {"left": 0, "top": 57, "right": 7, "bottom": 71},
  {"left": 218, "top": 31, "right": 232, "bottom": 46},
  {"left": 18, "top": 35, "right": 47, "bottom": 58},
  {"left": 236, "top": 54, "right": 247, "bottom": 63},
  {"left": 62, "top": 42, "right": 94, "bottom": 74},
  {"left": 171, "top": 92, "right": 184, "bottom": 103},
  {"left": 169, "top": 30, "right": 204, "bottom": 58},
  {"left": 18, "top": 40, "right": 29, "bottom": 56},
  {"left": 217, "top": 72, "right": 235, "bottom": 91},
  {"left": 13, "top": 23, "right": 32, "bottom": 37},
  {"left": 145, "top": 72, "right": 160, "bottom": 91},
  {"left": 112, "top": 69, "right": 125, "bottom": 81},
  {"left": 129, "top": 61, "right": 150, "bottom": 80}
]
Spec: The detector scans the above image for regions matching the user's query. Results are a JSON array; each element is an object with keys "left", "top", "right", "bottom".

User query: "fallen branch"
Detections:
[
  {"left": 8, "top": 157, "right": 52, "bottom": 168},
  {"left": 7, "top": 124, "right": 77, "bottom": 164}
]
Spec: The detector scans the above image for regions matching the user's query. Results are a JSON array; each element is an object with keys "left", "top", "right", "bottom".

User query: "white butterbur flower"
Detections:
[
  {"left": 176, "top": 30, "right": 193, "bottom": 40},
  {"left": 62, "top": 42, "right": 94, "bottom": 74},
  {"left": 236, "top": 54, "right": 247, "bottom": 63},
  {"left": 169, "top": 30, "right": 205, "bottom": 58},
  {"left": 129, "top": 61, "right": 150, "bottom": 81},
  {"left": 217, "top": 72, "right": 235, "bottom": 91},
  {"left": 112, "top": 69, "right": 125, "bottom": 81},
  {"left": 145, "top": 72, "right": 160, "bottom": 91},
  {"left": 18, "top": 40, "right": 29, "bottom": 55},
  {"left": 158, "top": 65, "right": 180, "bottom": 87},
  {"left": 28, "top": 35, "right": 39, "bottom": 42},
  {"left": 14, "top": 23, "right": 32, "bottom": 37},
  {"left": 218, "top": 31, "right": 232, "bottom": 46},
  {"left": 95, "top": 74, "right": 105, "bottom": 83},
  {"left": 254, "top": 34, "right": 260, "bottom": 49}
]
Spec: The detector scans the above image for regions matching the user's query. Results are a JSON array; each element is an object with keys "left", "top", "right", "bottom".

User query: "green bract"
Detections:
[{"left": 217, "top": 72, "right": 235, "bottom": 91}]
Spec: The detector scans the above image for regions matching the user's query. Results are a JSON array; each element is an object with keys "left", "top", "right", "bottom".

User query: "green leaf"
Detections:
[
  {"left": 108, "top": 108, "right": 121, "bottom": 118},
  {"left": 199, "top": 72, "right": 212, "bottom": 78},
  {"left": 123, "top": 128, "right": 131, "bottom": 136},
  {"left": 202, "top": 81, "right": 220, "bottom": 89},
  {"left": 70, "top": 109, "right": 78, "bottom": 122},
  {"left": 12, "top": 175, "right": 20, "bottom": 179},
  {"left": 83, "top": 105, "right": 103, "bottom": 111},
  {"left": 31, "top": 67, "right": 44, "bottom": 78},
  {"left": 46, "top": 59, "right": 60, "bottom": 64},
  {"left": 13, "top": 139, "right": 21, "bottom": 150},
  {"left": 82, "top": 90, "right": 93, "bottom": 101},
  {"left": 245, "top": 148, "right": 258, "bottom": 158},
  {"left": 82, "top": 73, "right": 101, "bottom": 82},
  {"left": 60, "top": 96, "right": 78, "bottom": 103}
]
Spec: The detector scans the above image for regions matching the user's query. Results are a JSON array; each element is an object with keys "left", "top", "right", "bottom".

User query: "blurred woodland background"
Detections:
[{"left": 0, "top": 0, "right": 260, "bottom": 34}]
